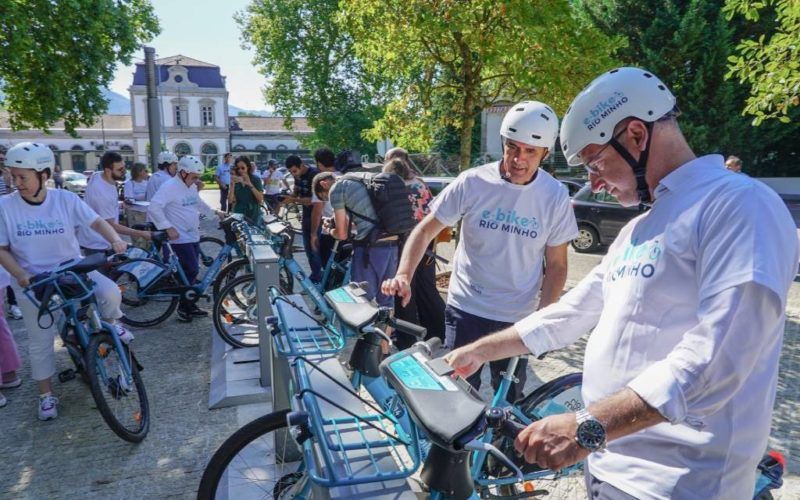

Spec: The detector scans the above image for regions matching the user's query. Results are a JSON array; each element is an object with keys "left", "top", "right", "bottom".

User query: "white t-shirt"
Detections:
[
  {"left": 429, "top": 162, "right": 578, "bottom": 322},
  {"left": 123, "top": 179, "right": 148, "bottom": 201},
  {"left": 147, "top": 177, "right": 215, "bottom": 244},
  {"left": 0, "top": 189, "right": 100, "bottom": 275},
  {"left": 515, "top": 155, "right": 799, "bottom": 499},
  {"left": 77, "top": 174, "right": 120, "bottom": 250},
  {"left": 263, "top": 167, "right": 289, "bottom": 195},
  {"left": 145, "top": 170, "right": 173, "bottom": 201}
]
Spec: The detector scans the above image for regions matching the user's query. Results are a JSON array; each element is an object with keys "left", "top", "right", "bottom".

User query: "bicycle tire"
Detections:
[
  {"left": 198, "top": 409, "right": 304, "bottom": 500},
  {"left": 482, "top": 372, "right": 583, "bottom": 482},
  {"left": 199, "top": 236, "right": 226, "bottom": 268},
  {"left": 114, "top": 263, "right": 180, "bottom": 327},
  {"left": 86, "top": 331, "right": 150, "bottom": 443},
  {"left": 213, "top": 274, "right": 259, "bottom": 348},
  {"left": 212, "top": 258, "right": 251, "bottom": 299}
]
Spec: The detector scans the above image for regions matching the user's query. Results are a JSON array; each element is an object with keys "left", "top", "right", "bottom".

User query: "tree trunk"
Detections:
[{"left": 459, "top": 106, "right": 475, "bottom": 172}]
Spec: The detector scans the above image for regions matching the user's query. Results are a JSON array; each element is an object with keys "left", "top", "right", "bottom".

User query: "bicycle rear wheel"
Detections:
[
  {"left": 198, "top": 409, "right": 306, "bottom": 500},
  {"left": 86, "top": 331, "right": 150, "bottom": 443},
  {"left": 114, "top": 265, "right": 180, "bottom": 327},
  {"left": 214, "top": 274, "right": 259, "bottom": 348}
]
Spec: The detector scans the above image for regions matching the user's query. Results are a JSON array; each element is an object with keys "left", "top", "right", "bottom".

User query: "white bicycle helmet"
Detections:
[
  {"left": 5, "top": 142, "right": 55, "bottom": 171},
  {"left": 561, "top": 67, "right": 677, "bottom": 204},
  {"left": 499, "top": 101, "right": 559, "bottom": 151},
  {"left": 178, "top": 155, "right": 204, "bottom": 175},
  {"left": 560, "top": 67, "right": 676, "bottom": 167},
  {"left": 157, "top": 151, "right": 179, "bottom": 164}
]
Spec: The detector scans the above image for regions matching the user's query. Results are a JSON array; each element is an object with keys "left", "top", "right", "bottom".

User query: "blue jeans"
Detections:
[
  {"left": 351, "top": 244, "right": 398, "bottom": 308},
  {"left": 445, "top": 305, "right": 528, "bottom": 402},
  {"left": 301, "top": 217, "right": 323, "bottom": 282}
]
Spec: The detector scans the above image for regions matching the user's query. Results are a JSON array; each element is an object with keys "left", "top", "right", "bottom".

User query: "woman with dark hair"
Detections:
[
  {"left": 382, "top": 155, "right": 445, "bottom": 348},
  {"left": 227, "top": 155, "right": 264, "bottom": 223}
]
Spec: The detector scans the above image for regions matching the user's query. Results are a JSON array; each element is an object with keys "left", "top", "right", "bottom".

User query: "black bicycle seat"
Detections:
[
  {"left": 323, "top": 282, "right": 380, "bottom": 331},
  {"left": 151, "top": 231, "right": 169, "bottom": 245},
  {"left": 132, "top": 222, "right": 156, "bottom": 231},
  {"left": 67, "top": 252, "right": 109, "bottom": 274}
]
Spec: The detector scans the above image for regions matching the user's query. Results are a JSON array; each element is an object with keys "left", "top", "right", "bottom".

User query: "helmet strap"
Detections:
[
  {"left": 32, "top": 171, "right": 46, "bottom": 198},
  {"left": 609, "top": 121, "right": 654, "bottom": 205}
]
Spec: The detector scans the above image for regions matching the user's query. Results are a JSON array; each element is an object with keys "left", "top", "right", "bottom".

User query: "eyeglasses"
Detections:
[{"left": 580, "top": 126, "right": 627, "bottom": 176}]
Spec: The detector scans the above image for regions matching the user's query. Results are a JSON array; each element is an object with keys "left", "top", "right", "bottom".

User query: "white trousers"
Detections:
[{"left": 12, "top": 271, "right": 122, "bottom": 381}]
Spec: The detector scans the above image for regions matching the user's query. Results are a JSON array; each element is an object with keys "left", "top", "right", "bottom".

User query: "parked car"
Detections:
[
  {"left": 421, "top": 176, "right": 455, "bottom": 197},
  {"left": 559, "top": 177, "right": 587, "bottom": 198},
  {"left": 60, "top": 170, "right": 89, "bottom": 197},
  {"left": 570, "top": 184, "right": 645, "bottom": 252}
]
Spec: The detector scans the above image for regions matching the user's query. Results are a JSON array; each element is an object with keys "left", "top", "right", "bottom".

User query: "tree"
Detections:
[
  {"left": 724, "top": 0, "right": 800, "bottom": 124},
  {"left": 236, "top": 0, "right": 384, "bottom": 154},
  {"left": 343, "top": 0, "right": 620, "bottom": 171},
  {"left": 577, "top": 0, "right": 799, "bottom": 176},
  {"left": 0, "top": 0, "right": 159, "bottom": 134}
]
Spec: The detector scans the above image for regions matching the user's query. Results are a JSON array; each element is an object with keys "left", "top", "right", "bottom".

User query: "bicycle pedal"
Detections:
[{"left": 58, "top": 369, "right": 76, "bottom": 383}]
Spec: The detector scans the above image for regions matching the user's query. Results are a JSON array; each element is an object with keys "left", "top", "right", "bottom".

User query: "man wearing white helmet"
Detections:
[
  {"left": 0, "top": 142, "right": 133, "bottom": 421},
  {"left": 383, "top": 101, "right": 578, "bottom": 401},
  {"left": 148, "top": 155, "right": 223, "bottom": 322},
  {"left": 145, "top": 150, "right": 178, "bottom": 201},
  {"left": 445, "top": 68, "right": 798, "bottom": 499}
]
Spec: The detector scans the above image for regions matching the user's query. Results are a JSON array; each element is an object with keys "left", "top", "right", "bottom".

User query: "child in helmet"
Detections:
[
  {"left": 0, "top": 142, "right": 132, "bottom": 421},
  {"left": 147, "top": 155, "right": 223, "bottom": 322}
]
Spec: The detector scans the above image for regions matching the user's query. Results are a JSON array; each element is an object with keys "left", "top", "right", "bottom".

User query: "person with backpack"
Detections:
[
  {"left": 312, "top": 169, "right": 415, "bottom": 308},
  {"left": 382, "top": 101, "right": 578, "bottom": 402}
]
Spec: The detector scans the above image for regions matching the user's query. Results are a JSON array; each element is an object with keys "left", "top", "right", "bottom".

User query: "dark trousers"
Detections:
[
  {"left": 5, "top": 287, "right": 17, "bottom": 306},
  {"left": 172, "top": 242, "right": 200, "bottom": 311},
  {"left": 301, "top": 217, "right": 323, "bottom": 283},
  {"left": 219, "top": 185, "right": 229, "bottom": 212},
  {"left": 445, "top": 305, "right": 528, "bottom": 402},
  {"left": 394, "top": 251, "right": 445, "bottom": 350},
  {"left": 319, "top": 234, "right": 335, "bottom": 274}
]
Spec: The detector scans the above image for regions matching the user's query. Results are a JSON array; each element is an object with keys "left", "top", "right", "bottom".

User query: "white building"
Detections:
[{"left": 0, "top": 55, "right": 312, "bottom": 171}]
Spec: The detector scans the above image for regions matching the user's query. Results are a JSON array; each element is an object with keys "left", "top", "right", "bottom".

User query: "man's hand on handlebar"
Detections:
[
  {"left": 513, "top": 413, "right": 588, "bottom": 471},
  {"left": 443, "top": 345, "right": 485, "bottom": 379},
  {"left": 166, "top": 227, "right": 179, "bottom": 241},
  {"left": 381, "top": 273, "right": 412, "bottom": 307},
  {"left": 111, "top": 240, "right": 128, "bottom": 255},
  {"left": 15, "top": 273, "right": 31, "bottom": 288}
]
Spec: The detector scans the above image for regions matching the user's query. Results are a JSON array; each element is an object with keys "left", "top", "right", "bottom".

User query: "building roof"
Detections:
[
  {"left": 231, "top": 116, "right": 312, "bottom": 133},
  {"left": 0, "top": 111, "right": 132, "bottom": 131},
  {"left": 133, "top": 54, "right": 225, "bottom": 88}
]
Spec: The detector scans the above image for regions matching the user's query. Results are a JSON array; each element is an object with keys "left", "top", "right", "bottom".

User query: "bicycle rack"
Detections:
[{"left": 269, "top": 288, "right": 345, "bottom": 356}]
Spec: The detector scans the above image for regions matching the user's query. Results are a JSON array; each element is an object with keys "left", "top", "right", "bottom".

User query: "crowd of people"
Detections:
[{"left": 0, "top": 65, "right": 796, "bottom": 499}]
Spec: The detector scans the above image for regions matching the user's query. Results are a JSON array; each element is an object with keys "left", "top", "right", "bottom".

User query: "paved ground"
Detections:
[{"left": 1, "top": 190, "right": 797, "bottom": 498}]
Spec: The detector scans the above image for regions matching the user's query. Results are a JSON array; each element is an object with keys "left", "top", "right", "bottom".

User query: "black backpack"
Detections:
[{"left": 342, "top": 172, "right": 416, "bottom": 237}]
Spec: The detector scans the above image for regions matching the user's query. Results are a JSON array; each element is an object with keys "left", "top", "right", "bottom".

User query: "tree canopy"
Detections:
[{"left": 0, "top": 0, "right": 159, "bottom": 134}]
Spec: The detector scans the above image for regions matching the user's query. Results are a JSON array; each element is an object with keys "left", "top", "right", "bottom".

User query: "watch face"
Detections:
[{"left": 577, "top": 419, "right": 606, "bottom": 450}]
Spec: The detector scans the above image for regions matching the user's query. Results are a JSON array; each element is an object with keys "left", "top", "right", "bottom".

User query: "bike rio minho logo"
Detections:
[
  {"left": 583, "top": 91, "right": 628, "bottom": 131},
  {"left": 608, "top": 238, "right": 663, "bottom": 282},
  {"left": 16, "top": 219, "right": 66, "bottom": 237},
  {"left": 478, "top": 208, "right": 540, "bottom": 239}
]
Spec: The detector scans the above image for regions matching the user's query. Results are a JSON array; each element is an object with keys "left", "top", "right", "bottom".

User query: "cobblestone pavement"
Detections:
[{"left": 1, "top": 192, "right": 797, "bottom": 498}]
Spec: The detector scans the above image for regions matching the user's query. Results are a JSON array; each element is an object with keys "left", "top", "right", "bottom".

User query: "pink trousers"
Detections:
[{"left": 0, "top": 289, "right": 22, "bottom": 376}]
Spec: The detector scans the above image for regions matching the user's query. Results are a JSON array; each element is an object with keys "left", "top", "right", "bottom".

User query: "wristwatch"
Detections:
[{"left": 575, "top": 409, "right": 607, "bottom": 452}]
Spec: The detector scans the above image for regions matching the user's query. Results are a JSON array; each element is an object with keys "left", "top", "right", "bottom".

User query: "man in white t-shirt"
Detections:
[
  {"left": 262, "top": 159, "right": 291, "bottom": 212},
  {"left": 78, "top": 152, "right": 152, "bottom": 255},
  {"left": 443, "top": 68, "right": 799, "bottom": 499},
  {"left": 148, "top": 155, "right": 222, "bottom": 322},
  {"left": 145, "top": 151, "right": 178, "bottom": 201},
  {"left": 383, "top": 101, "right": 578, "bottom": 401}
]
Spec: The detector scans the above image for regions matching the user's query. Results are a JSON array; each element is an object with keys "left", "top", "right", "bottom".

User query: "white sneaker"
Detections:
[
  {"left": 38, "top": 393, "right": 58, "bottom": 421},
  {"left": 114, "top": 324, "right": 134, "bottom": 344},
  {"left": 0, "top": 392, "right": 7, "bottom": 408},
  {"left": 8, "top": 305, "right": 22, "bottom": 320}
]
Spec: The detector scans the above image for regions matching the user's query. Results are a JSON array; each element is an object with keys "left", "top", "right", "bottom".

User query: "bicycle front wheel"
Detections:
[
  {"left": 212, "top": 258, "right": 251, "bottom": 299},
  {"left": 86, "top": 331, "right": 150, "bottom": 442},
  {"left": 214, "top": 274, "right": 259, "bottom": 348},
  {"left": 199, "top": 236, "right": 226, "bottom": 268},
  {"left": 198, "top": 409, "right": 306, "bottom": 500}
]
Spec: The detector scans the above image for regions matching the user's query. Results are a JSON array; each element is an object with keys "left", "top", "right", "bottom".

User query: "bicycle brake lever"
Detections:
[{"left": 464, "top": 439, "right": 524, "bottom": 483}]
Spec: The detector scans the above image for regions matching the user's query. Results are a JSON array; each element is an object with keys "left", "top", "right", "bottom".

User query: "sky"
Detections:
[{"left": 109, "top": 0, "right": 268, "bottom": 111}]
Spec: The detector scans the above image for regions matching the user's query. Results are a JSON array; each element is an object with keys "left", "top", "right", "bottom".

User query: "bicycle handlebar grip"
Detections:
[
  {"left": 500, "top": 418, "right": 527, "bottom": 440},
  {"left": 424, "top": 337, "right": 442, "bottom": 353},
  {"left": 392, "top": 317, "right": 427, "bottom": 339}
]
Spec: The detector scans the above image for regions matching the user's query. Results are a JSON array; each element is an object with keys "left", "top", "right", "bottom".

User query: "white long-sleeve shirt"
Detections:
[
  {"left": 147, "top": 177, "right": 215, "bottom": 244},
  {"left": 514, "top": 155, "right": 798, "bottom": 499},
  {"left": 145, "top": 170, "right": 173, "bottom": 201}
]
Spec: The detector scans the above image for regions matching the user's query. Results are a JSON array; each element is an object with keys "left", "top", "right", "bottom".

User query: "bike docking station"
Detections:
[{"left": 208, "top": 235, "right": 279, "bottom": 409}]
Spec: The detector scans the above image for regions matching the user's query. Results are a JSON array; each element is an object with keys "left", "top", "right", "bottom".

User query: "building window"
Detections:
[
  {"left": 174, "top": 142, "right": 192, "bottom": 157},
  {"left": 71, "top": 145, "right": 86, "bottom": 172},
  {"left": 232, "top": 144, "right": 246, "bottom": 152},
  {"left": 172, "top": 98, "right": 189, "bottom": 127},
  {"left": 48, "top": 145, "right": 60, "bottom": 167},
  {"left": 275, "top": 144, "right": 289, "bottom": 161},
  {"left": 120, "top": 145, "right": 134, "bottom": 168},
  {"left": 200, "top": 100, "right": 215, "bottom": 127},
  {"left": 201, "top": 142, "right": 219, "bottom": 167},
  {"left": 255, "top": 145, "right": 268, "bottom": 170}
]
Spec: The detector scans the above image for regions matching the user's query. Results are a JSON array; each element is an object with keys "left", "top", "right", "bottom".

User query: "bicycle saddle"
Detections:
[{"left": 132, "top": 222, "right": 157, "bottom": 231}]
